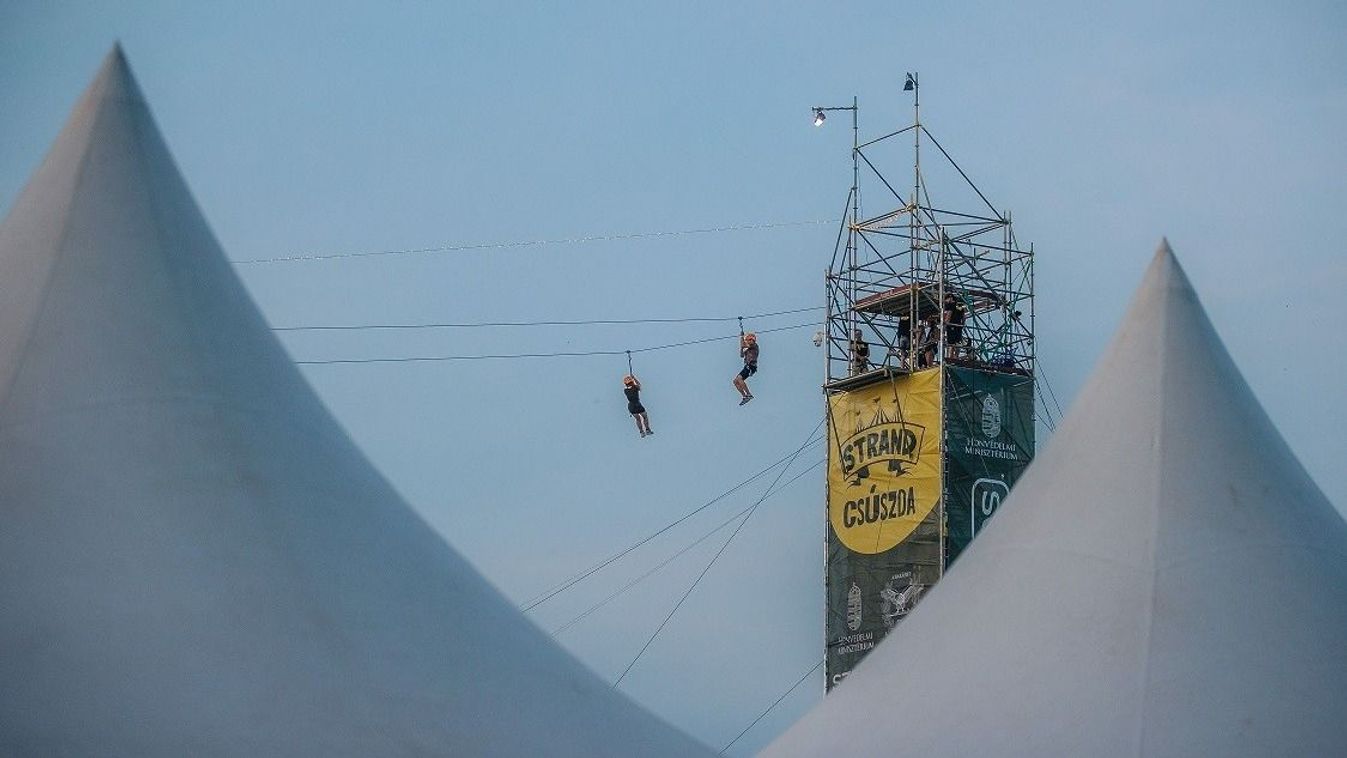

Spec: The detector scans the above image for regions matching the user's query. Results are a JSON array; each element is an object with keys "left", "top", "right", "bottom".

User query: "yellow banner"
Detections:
[{"left": 827, "top": 369, "right": 943, "bottom": 554}]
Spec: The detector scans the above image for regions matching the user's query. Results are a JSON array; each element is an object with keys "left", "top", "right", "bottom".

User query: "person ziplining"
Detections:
[
  {"left": 734, "top": 321, "right": 759, "bottom": 405},
  {"left": 622, "top": 352, "right": 653, "bottom": 438},
  {"left": 623, "top": 374, "right": 654, "bottom": 438}
]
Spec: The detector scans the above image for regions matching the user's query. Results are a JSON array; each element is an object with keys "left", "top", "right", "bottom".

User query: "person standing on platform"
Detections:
[
  {"left": 919, "top": 314, "right": 940, "bottom": 368},
  {"left": 944, "top": 293, "right": 967, "bottom": 360},
  {"left": 895, "top": 315, "right": 913, "bottom": 370},
  {"left": 623, "top": 375, "right": 653, "bottom": 437},
  {"left": 734, "top": 332, "right": 759, "bottom": 405},
  {"left": 850, "top": 328, "right": 870, "bottom": 375}
]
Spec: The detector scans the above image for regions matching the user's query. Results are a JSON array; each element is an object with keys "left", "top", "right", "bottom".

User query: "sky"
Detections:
[{"left": 2, "top": 1, "right": 1344, "bottom": 753}]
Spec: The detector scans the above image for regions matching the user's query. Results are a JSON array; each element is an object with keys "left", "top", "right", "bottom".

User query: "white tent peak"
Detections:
[
  {"left": 98, "top": 43, "right": 136, "bottom": 98},
  {"left": 0, "top": 49, "right": 711, "bottom": 756},
  {"left": 765, "top": 243, "right": 1347, "bottom": 757},
  {"left": 59, "top": 45, "right": 142, "bottom": 139}
]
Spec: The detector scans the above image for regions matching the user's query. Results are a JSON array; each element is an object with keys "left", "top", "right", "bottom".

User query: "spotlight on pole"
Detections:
[
  {"left": 813, "top": 108, "right": 827, "bottom": 127},
  {"left": 903, "top": 73, "right": 916, "bottom": 92}
]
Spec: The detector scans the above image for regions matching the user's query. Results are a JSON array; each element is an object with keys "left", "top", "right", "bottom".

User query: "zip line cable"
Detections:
[
  {"left": 612, "top": 418, "right": 824, "bottom": 688},
  {"left": 521, "top": 431, "right": 825, "bottom": 613},
  {"left": 550, "top": 456, "right": 823, "bottom": 637},
  {"left": 295, "top": 320, "right": 818, "bottom": 366},
  {"left": 272, "top": 306, "right": 822, "bottom": 333},
  {"left": 233, "top": 218, "right": 837, "bottom": 265},
  {"left": 720, "top": 658, "right": 824, "bottom": 755}
]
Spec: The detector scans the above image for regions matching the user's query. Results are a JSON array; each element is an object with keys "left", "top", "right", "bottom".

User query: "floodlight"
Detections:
[
  {"left": 903, "top": 73, "right": 915, "bottom": 92},
  {"left": 813, "top": 109, "right": 827, "bottom": 127}
]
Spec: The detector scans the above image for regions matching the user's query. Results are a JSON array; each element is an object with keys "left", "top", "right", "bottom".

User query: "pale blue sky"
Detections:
[{"left": 2, "top": 1, "right": 1344, "bottom": 753}]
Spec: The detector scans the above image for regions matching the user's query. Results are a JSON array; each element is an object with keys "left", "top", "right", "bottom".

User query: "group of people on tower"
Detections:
[
  {"left": 621, "top": 330, "right": 760, "bottom": 438},
  {"left": 848, "top": 293, "right": 967, "bottom": 375}
]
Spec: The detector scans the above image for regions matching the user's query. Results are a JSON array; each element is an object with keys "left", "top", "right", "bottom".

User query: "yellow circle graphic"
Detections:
[
  {"left": 829, "top": 478, "right": 935, "bottom": 554},
  {"left": 827, "top": 372, "right": 943, "bottom": 555}
]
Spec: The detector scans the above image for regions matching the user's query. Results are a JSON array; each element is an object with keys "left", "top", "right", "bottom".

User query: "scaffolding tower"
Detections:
[
  {"left": 818, "top": 74, "right": 1039, "bottom": 690},
  {"left": 818, "top": 74, "right": 1035, "bottom": 389}
]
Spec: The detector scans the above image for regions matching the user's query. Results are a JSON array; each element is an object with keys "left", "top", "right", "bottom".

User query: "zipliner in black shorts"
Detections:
[{"left": 624, "top": 386, "right": 645, "bottom": 415}]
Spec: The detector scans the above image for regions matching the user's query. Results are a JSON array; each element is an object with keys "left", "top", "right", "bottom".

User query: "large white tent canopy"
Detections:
[
  {"left": 765, "top": 243, "right": 1347, "bottom": 756},
  {"left": 0, "top": 47, "right": 711, "bottom": 757}
]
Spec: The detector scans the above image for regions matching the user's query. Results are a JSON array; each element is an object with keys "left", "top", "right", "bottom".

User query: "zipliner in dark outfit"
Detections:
[
  {"left": 623, "top": 375, "right": 653, "bottom": 437},
  {"left": 734, "top": 333, "right": 759, "bottom": 405}
]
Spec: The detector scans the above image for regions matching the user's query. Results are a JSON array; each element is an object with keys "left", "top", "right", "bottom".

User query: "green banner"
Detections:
[
  {"left": 943, "top": 367, "right": 1036, "bottom": 565},
  {"left": 825, "top": 512, "right": 941, "bottom": 689}
]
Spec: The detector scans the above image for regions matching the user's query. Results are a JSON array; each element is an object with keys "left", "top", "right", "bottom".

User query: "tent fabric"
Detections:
[
  {"left": 765, "top": 242, "right": 1347, "bottom": 757},
  {"left": 0, "top": 47, "right": 711, "bottom": 757}
]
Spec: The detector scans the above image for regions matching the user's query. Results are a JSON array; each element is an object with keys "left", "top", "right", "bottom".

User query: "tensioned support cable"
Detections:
[
  {"left": 720, "top": 658, "right": 825, "bottom": 755},
  {"left": 294, "top": 321, "right": 817, "bottom": 366},
  {"left": 611, "top": 418, "right": 825, "bottom": 688},
  {"left": 233, "top": 219, "right": 837, "bottom": 265},
  {"left": 272, "top": 306, "right": 822, "bottom": 333},
  {"left": 550, "top": 457, "right": 823, "bottom": 637},
  {"left": 1033, "top": 355, "right": 1067, "bottom": 420},
  {"left": 521, "top": 430, "right": 825, "bottom": 612}
]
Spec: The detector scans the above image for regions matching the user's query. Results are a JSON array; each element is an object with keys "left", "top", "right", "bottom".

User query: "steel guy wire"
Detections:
[
  {"left": 611, "top": 417, "right": 824, "bottom": 688},
  {"left": 1034, "top": 354, "right": 1067, "bottom": 420},
  {"left": 720, "top": 659, "right": 825, "bottom": 755},
  {"left": 233, "top": 218, "right": 836, "bottom": 264},
  {"left": 273, "top": 306, "right": 822, "bottom": 332},
  {"left": 294, "top": 320, "right": 818, "bottom": 365},
  {"left": 549, "top": 456, "right": 823, "bottom": 637},
  {"left": 521, "top": 429, "right": 825, "bottom": 613}
]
